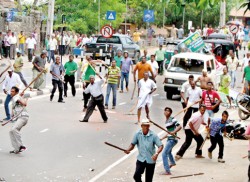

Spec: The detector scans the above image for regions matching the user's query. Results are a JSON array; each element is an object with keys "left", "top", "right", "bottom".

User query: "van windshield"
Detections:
[{"left": 168, "top": 57, "right": 204, "bottom": 74}]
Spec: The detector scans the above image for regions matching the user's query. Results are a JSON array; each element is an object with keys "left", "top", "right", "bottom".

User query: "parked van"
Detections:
[{"left": 163, "top": 52, "right": 222, "bottom": 99}]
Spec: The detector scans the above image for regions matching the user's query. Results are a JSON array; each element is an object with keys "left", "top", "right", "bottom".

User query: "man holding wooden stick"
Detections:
[
  {"left": 50, "top": 56, "right": 65, "bottom": 103},
  {"left": 160, "top": 107, "right": 182, "bottom": 175},
  {"left": 175, "top": 105, "right": 207, "bottom": 160},
  {"left": 124, "top": 119, "right": 163, "bottom": 182},
  {"left": 8, "top": 86, "right": 29, "bottom": 154}
]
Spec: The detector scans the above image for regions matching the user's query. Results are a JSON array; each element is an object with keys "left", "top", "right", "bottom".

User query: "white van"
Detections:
[{"left": 163, "top": 52, "right": 222, "bottom": 99}]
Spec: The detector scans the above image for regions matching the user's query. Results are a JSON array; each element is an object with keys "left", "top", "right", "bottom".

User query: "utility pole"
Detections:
[
  {"left": 125, "top": 0, "right": 127, "bottom": 33},
  {"left": 98, "top": 0, "right": 100, "bottom": 32},
  {"left": 163, "top": 0, "right": 165, "bottom": 27},
  {"left": 219, "top": 0, "right": 226, "bottom": 27},
  {"left": 46, "top": 0, "right": 55, "bottom": 37}
]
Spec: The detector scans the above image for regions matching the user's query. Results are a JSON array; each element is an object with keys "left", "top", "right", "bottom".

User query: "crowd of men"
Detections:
[{"left": 1, "top": 26, "right": 250, "bottom": 181}]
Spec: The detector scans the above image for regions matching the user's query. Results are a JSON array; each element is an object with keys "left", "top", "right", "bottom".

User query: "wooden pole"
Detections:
[
  {"left": 170, "top": 173, "right": 204, "bottom": 179},
  {"left": 131, "top": 83, "right": 137, "bottom": 100},
  {"left": 104, "top": 142, "right": 126, "bottom": 152},
  {"left": 173, "top": 100, "right": 201, "bottom": 118},
  {"left": 199, "top": 132, "right": 210, "bottom": 150},
  {"left": 20, "top": 69, "right": 46, "bottom": 95},
  {"left": 150, "top": 120, "right": 181, "bottom": 139}
]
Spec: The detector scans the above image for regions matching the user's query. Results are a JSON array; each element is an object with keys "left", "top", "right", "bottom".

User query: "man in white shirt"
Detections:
[
  {"left": 49, "top": 34, "right": 58, "bottom": 63},
  {"left": 136, "top": 72, "right": 157, "bottom": 124},
  {"left": 147, "top": 55, "right": 159, "bottom": 80},
  {"left": 242, "top": 53, "right": 250, "bottom": 71},
  {"left": 175, "top": 105, "right": 207, "bottom": 160},
  {"left": 237, "top": 28, "right": 245, "bottom": 45},
  {"left": 183, "top": 81, "right": 202, "bottom": 127},
  {"left": 2, "top": 68, "right": 22, "bottom": 121},
  {"left": 226, "top": 51, "right": 239, "bottom": 88},
  {"left": 26, "top": 34, "right": 37, "bottom": 62},
  {"left": 10, "top": 32, "right": 17, "bottom": 60},
  {"left": 202, "top": 24, "right": 208, "bottom": 39},
  {"left": 4, "top": 31, "right": 11, "bottom": 58},
  {"left": 180, "top": 75, "right": 194, "bottom": 109},
  {"left": 80, "top": 74, "right": 108, "bottom": 123}
]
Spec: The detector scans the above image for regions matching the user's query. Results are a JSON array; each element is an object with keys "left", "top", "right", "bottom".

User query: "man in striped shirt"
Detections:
[
  {"left": 175, "top": 105, "right": 207, "bottom": 160},
  {"left": 105, "top": 60, "right": 120, "bottom": 109}
]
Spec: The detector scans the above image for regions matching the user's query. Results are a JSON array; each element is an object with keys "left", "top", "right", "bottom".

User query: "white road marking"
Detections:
[
  {"left": 88, "top": 131, "right": 164, "bottom": 182},
  {"left": 40, "top": 128, "right": 49, "bottom": 133},
  {"left": 152, "top": 94, "right": 159, "bottom": 97},
  {"left": 105, "top": 110, "right": 116, "bottom": 114},
  {"left": 118, "top": 102, "right": 126, "bottom": 105}
]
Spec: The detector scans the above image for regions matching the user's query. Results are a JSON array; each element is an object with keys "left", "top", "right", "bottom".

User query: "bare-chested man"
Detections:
[{"left": 195, "top": 69, "right": 212, "bottom": 90}]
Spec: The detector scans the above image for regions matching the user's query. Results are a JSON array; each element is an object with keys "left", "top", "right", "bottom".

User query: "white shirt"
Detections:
[
  {"left": 147, "top": 60, "right": 159, "bottom": 76},
  {"left": 84, "top": 79, "right": 104, "bottom": 97},
  {"left": 202, "top": 27, "right": 208, "bottom": 37},
  {"left": 138, "top": 78, "right": 157, "bottom": 97},
  {"left": 26, "top": 37, "right": 37, "bottom": 49},
  {"left": 243, "top": 57, "right": 250, "bottom": 68},
  {"left": 12, "top": 95, "right": 29, "bottom": 117},
  {"left": 49, "top": 38, "right": 58, "bottom": 50},
  {"left": 9, "top": 36, "right": 17, "bottom": 44},
  {"left": 237, "top": 30, "right": 245, "bottom": 40},
  {"left": 187, "top": 87, "right": 202, "bottom": 108},
  {"left": 181, "top": 81, "right": 191, "bottom": 102},
  {"left": 2, "top": 73, "right": 22, "bottom": 94},
  {"left": 185, "top": 111, "right": 205, "bottom": 132},
  {"left": 82, "top": 37, "right": 90, "bottom": 45}
]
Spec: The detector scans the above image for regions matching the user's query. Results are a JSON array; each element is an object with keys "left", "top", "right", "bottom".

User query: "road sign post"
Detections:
[{"left": 101, "top": 25, "right": 114, "bottom": 38}]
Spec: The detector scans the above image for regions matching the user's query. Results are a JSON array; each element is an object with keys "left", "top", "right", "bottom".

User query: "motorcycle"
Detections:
[
  {"left": 225, "top": 120, "right": 246, "bottom": 140},
  {"left": 237, "top": 94, "right": 250, "bottom": 120}
]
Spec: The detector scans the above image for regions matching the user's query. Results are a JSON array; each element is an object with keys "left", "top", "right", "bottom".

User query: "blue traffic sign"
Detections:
[
  {"left": 106, "top": 11, "right": 116, "bottom": 21},
  {"left": 143, "top": 10, "right": 154, "bottom": 23}
]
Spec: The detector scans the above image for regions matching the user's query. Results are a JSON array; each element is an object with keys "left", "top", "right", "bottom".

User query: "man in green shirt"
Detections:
[
  {"left": 155, "top": 45, "right": 165, "bottom": 75},
  {"left": 105, "top": 60, "right": 120, "bottom": 109},
  {"left": 243, "top": 60, "right": 250, "bottom": 95},
  {"left": 114, "top": 50, "right": 123, "bottom": 89},
  {"left": 64, "top": 55, "right": 78, "bottom": 97},
  {"left": 13, "top": 51, "right": 29, "bottom": 88}
]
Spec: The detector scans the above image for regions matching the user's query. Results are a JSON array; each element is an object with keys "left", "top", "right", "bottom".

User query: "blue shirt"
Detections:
[
  {"left": 131, "top": 129, "right": 163, "bottom": 164},
  {"left": 210, "top": 118, "right": 228, "bottom": 137},
  {"left": 121, "top": 57, "right": 133, "bottom": 73}
]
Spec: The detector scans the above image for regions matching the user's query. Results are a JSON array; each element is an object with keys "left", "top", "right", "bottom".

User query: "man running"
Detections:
[
  {"left": 9, "top": 86, "right": 29, "bottom": 154},
  {"left": 136, "top": 72, "right": 157, "bottom": 124},
  {"left": 64, "top": 55, "right": 77, "bottom": 97},
  {"left": 50, "top": 56, "right": 65, "bottom": 103},
  {"left": 124, "top": 119, "right": 163, "bottom": 182},
  {"left": 175, "top": 105, "right": 207, "bottom": 160}
]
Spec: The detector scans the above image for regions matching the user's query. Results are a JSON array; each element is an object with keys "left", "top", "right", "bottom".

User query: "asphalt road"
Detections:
[{"left": 0, "top": 48, "right": 249, "bottom": 182}]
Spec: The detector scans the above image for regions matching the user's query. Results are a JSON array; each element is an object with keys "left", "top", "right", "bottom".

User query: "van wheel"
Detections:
[
  {"left": 166, "top": 92, "right": 173, "bottom": 100},
  {"left": 238, "top": 108, "right": 250, "bottom": 120}
]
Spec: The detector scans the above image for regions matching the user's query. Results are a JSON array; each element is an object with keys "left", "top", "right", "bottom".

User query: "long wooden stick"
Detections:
[
  {"left": 0, "top": 59, "right": 11, "bottom": 78},
  {"left": 2, "top": 107, "right": 25, "bottom": 126},
  {"left": 129, "top": 100, "right": 138, "bottom": 113},
  {"left": 20, "top": 69, "right": 45, "bottom": 94},
  {"left": 170, "top": 173, "right": 204, "bottom": 179},
  {"left": 104, "top": 142, "right": 126, "bottom": 152},
  {"left": 173, "top": 100, "right": 201, "bottom": 118},
  {"left": 131, "top": 83, "right": 137, "bottom": 100},
  {"left": 149, "top": 120, "right": 181, "bottom": 139},
  {"left": 199, "top": 132, "right": 210, "bottom": 150}
]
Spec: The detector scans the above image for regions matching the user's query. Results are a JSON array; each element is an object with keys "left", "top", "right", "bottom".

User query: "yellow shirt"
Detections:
[
  {"left": 133, "top": 32, "right": 141, "bottom": 42},
  {"left": 134, "top": 62, "right": 153, "bottom": 80},
  {"left": 18, "top": 34, "right": 25, "bottom": 44}
]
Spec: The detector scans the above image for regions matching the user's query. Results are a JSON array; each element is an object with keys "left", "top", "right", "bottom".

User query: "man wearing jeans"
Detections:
[
  {"left": 18, "top": 31, "right": 25, "bottom": 56},
  {"left": 124, "top": 119, "right": 163, "bottom": 182},
  {"left": 155, "top": 45, "right": 165, "bottom": 75},
  {"left": 160, "top": 107, "right": 181, "bottom": 175},
  {"left": 105, "top": 60, "right": 120, "bottom": 109},
  {"left": 2, "top": 69, "right": 22, "bottom": 121},
  {"left": 120, "top": 51, "right": 133, "bottom": 93},
  {"left": 26, "top": 34, "right": 36, "bottom": 62},
  {"left": 226, "top": 51, "right": 239, "bottom": 88}
]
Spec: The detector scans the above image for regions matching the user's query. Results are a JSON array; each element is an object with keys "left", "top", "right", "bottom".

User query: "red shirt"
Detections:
[
  {"left": 207, "top": 28, "right": 214, "bottom": 36},
  {"left": 202, "top": 90, "right": 220, "bottom": 110}
]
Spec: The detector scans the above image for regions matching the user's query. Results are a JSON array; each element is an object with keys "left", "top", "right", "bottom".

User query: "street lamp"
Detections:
[{"left": 94, "top": 0, "right": 100, "bottom": 33}]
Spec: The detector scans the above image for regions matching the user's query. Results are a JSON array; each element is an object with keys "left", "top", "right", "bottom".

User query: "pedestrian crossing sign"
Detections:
[{"left": 106, "top": 11, "right": 116, "bottom": 21}]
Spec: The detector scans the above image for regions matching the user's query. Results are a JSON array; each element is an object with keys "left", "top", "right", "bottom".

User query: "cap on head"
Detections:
[
  {"left": 17, "top": 50, "right": 22, "bottom": 54},
  {"left": 89, "top": 75, "right": 95, "bottom": 79},
  {"left": 141, "top": 119, "right": 151, "bottom": 126},
  {"left": 42, "top": 50, "right": 47, "bottom": 54},
  {"left": 7, "top": 68, "right": 13, "bottom": 72}
]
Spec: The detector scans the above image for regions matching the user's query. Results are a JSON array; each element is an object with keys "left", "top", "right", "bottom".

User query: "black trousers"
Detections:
[
  {"left": 177, "top": 129, "right": 204, "bottom": 157},
  {"left": 83, "top": 82, "right": 91, "bottom": 108},
  {"left": 5, "top": 46, "right": 10, "bottom": 58},
  {"left": 208, "top": 133, "right": 224, "bottom": 159},
  {"left": 64, "top": 75, "right": 76, "bottom": 96},
  {"left": 183, "top": 107, "right": 199, "bottom": 128},
  {"left": 28, "top": 49, "right": 33, "bottom": 61},
  {"left": 181, "top": 102, "right": 186, "bottom": 109},
  {"left": 51, "top": 79, "right": 63, "bottom": 101},
  {"left": 133, "top": 160, "right": 156, "bottom": 182},
  {"left": 248, "top": 151, "right": 250, "bottom": 181},
  {"left": 83, "top": 95, "right": 108, "bottom": 122},
  {"left": 157, "top": 60, "right": 163, "bottom": 74}
]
